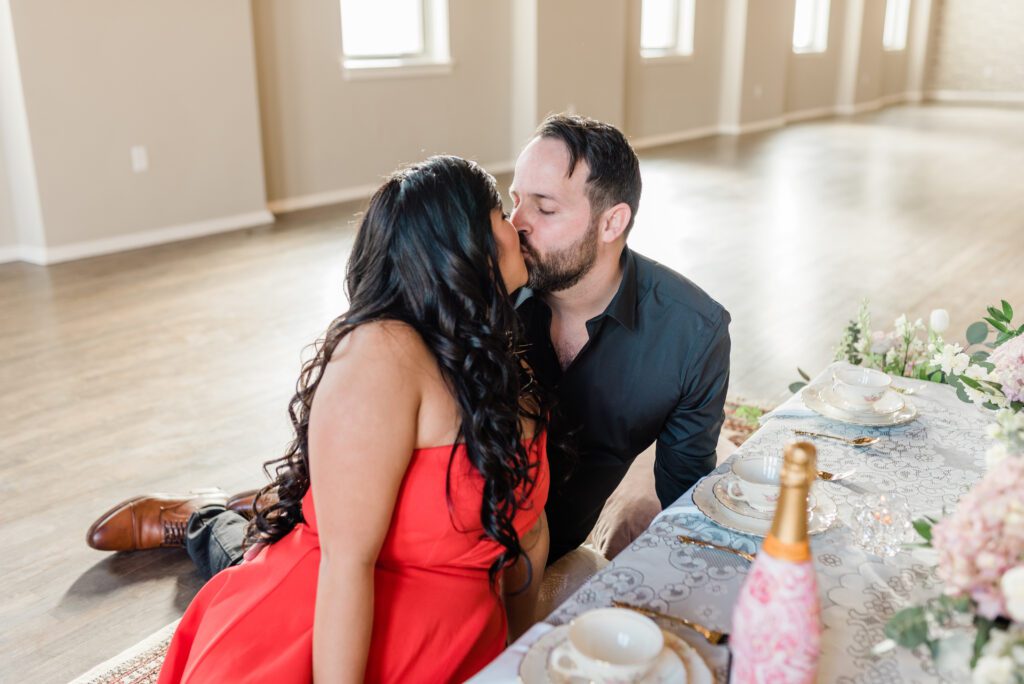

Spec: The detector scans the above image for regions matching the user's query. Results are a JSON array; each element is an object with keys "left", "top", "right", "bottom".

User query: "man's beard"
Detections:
[{"left": 522, "top": 216, "right": 600, "bottom": 293}]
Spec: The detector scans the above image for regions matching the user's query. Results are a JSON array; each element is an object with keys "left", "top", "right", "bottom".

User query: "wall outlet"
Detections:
[{"left": 130, "top": 145, "right": 148, "bottom": 173}]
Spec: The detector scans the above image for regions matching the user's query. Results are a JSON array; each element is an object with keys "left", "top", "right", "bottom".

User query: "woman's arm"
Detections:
[
  {"left": 504, "top": 511, "right": 549, "bottom": 641},
  {"left": 308, "top": 323, "right": 422, "bottom": 683}
]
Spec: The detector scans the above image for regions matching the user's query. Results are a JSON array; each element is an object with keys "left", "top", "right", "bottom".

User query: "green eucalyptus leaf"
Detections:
[
  {"left": 1001, "top": 300, "right": 1013, "bottom": 320},
  {"left": 984, "top": 317, "right": 1008, "bottom": 333},
  {"left": 966, "top": 322, "right": 989, "bottom": 345},
  {"left": 884, "top": 607, "right": 929, "bottom": 649},
  {"left": 798, "top": 367, "right": 810, "bottom": 382},
  {"left": 912, "top": 519, "right": 933, "bottom": 544},
  {"left": 789, "top": 381, "right": 807, "bottom": 394},
  {"left": 971, "top": 351, "right": 990, "bottom": 362},
  {"left": 972, "top": 616, "right": 995, "bottom": 668},
  {"left": 987, "top": 306, "right": 1007, "bottom": 323},
  {"left": 959, "top": 376, "right": 982, "bottom": 390},
  {"left": 956, "top": 385, "right": 970, "bottom": 403}
]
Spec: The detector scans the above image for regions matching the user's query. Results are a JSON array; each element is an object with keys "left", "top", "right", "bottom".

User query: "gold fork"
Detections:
[
  {"left": 611, "top": 600, "right": 729, "bottom": 645},
  {"left": 677, "top": 534, "right": 755, "bottom": 562}
]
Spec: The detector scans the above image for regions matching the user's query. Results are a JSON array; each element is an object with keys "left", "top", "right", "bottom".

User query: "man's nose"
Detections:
[{"left": 510, "top": 206, "right": 528, "bottom": 232}]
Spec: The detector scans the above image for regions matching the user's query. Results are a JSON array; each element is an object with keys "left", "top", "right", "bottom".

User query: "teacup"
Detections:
[
  {"left": 832, "top": 367, "right": 892, "bottom": 410},
  {"left": 548, "top": 608, "right": 664, "bottom": 683},
  {"left": 725, "top": 455, "right": 783, "bottom": 512}
]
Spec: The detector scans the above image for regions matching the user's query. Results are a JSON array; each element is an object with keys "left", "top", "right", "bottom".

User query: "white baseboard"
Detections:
[
  {"left": 719, "top": 117, "right": 786, "bottom": 136},
  {"left": 0, "top": 244, "right": 21, "bottom": 265},
  {"left": 784, "top": 106, "right": 837, "bottom": 124},
  {"left": 835, "top": 98, "right": 885, "bottom": 116},
  {"left": 927, "top": 90, "right": 1024, "bottom": 105},
  {"left": 17, "top": 209, "right": 275, "bottom": 266},
  {"left": 268, "top": 159, "right": 517, "bottom": 215},
  {"left": 630, "top": 126, "right": 720, "bottom": 150}
]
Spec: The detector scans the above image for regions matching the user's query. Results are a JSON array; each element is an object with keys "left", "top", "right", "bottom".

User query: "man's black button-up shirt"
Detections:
[{"left": 517, "top": 247, "right": 731, "bottom": 561}]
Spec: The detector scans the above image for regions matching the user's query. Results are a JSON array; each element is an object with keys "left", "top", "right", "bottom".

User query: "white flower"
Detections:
[
  {"left": 1001, "top": 566, "right": 1024, "bottom": 622},
  {"left": 894, "top": 314, "right": 909, "bottom": 337},
  {"left": 966, "top": 364, "right": 991, "bottom": 381},
  {"left": 934, "top": 343, "right": 968, "bottom": 375},
  {"left": 930, "top": 309, "right": 951, "bottom": 333},
  {"left": 987, "top": 443, "right": 1011, "bottom": 469},
  {"left": 973, "top": 654, "right": 1016, "bottom": 684}
]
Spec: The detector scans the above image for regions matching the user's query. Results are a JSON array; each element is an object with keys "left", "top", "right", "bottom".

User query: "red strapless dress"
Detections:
[{"left": 158, "top": 433, "right": 548, "bottom": 683}]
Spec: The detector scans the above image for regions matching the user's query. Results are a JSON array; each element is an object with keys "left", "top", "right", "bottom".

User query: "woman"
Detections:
[{"left": 158, "top": 156, "right": 550, "bottom": 683}]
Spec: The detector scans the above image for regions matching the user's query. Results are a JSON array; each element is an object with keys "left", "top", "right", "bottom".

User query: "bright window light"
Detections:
[
  {"left": 341, "top": 0, "right": 438, "bottom": 61},
  {"left": 883, "top": 0, "right": 911, "bottom": 51},
  {"left": 641, "top": 0, "right": 696, "bottom": 57},
  {"left": 792, "top": 0, "right": 831, "bottom": 54}
]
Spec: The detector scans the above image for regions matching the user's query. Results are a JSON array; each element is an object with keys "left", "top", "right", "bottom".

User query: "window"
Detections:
[
  {"left": 883, "top": 0, "right": 911, "bottom": 51},
  {"left": 792, "top": 0, "right": 830, "bottom": 54},
  {"left": 340, "top": 0, "right": 450, "bottom": 73},
  {"left": 640, "top": 0, "right": 696, "bottom": 58}
]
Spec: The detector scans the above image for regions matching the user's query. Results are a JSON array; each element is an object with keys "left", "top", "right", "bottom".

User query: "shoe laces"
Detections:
[{"left": 163, "top": 520, "right": 187, "bottom": 546}]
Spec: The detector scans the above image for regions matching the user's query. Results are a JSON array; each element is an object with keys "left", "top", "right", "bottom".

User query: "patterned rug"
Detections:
[
  {"left": 69, "top": 620, "right": 178, "bottom": 684},
  {"left": 69, "top": 398, "right": 772, "bottom": 683}
]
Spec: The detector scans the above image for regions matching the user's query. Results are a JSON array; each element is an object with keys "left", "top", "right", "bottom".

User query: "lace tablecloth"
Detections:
[{"left": 471, "top": 363, "right": 991, "bottom": 683}]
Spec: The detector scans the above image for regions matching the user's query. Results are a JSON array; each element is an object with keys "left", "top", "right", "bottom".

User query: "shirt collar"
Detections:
[
  {"left": 596, "top": 246, "right": 638, "bottom": 331},
  {"left": 514, "top": 246, "right": 639, "bottom": 331}
]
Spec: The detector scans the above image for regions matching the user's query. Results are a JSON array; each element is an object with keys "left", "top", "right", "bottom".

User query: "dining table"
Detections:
[{"left": 469, "top": 362, "right": 992, "bottom": 683}]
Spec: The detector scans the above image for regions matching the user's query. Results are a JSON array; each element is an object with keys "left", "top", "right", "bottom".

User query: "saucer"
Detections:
[
  {"left": 519, "top": 624, "right": 713, "bottom": 684},
  {"left": 712, "top": 475, "right": 817, "bottom": 521},
  {"left": 802, "top": 383, "right": 917, "bottom": 427},
  {"left": 693, "top": 473, "right": 836, "bottom": 538}
]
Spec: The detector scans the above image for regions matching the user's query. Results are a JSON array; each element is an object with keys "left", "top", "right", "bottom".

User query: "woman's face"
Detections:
[{"left": 491, "top": 208, "right": 528, "bottom": 293}]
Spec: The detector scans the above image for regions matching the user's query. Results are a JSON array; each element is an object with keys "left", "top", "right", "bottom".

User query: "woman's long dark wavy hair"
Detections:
[{"left": 247, "top": 156, "right": 549, "bottom": 585}]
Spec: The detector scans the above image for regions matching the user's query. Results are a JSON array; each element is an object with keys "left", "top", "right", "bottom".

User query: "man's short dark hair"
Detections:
[{"left": 534, "top": 114, "right": 642, "bottom": 234}]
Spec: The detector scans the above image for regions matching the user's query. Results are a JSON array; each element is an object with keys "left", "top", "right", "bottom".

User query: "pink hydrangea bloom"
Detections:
[
  {"left": 932, "top": 456, "right": 1024, "bottom": 619},
  {"left": 990, "top": 335, "right": 1024, "bottom": 404}
]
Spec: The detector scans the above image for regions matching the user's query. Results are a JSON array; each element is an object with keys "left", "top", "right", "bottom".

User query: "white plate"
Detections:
[
  {"left": 712, "top": 475, "right": 817, "bottom": 521},
  {"left": 802, "top": 383, "right": 917, "bottom": 427},
  {"left": 693, "top": 473, "right": 836, "bottom": 538},
  {"left": 519, "top": 624, "right": 713, "bottom": 684}
]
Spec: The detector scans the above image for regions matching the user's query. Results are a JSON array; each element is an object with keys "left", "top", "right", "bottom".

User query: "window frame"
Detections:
[
  {"left": 640, "top": 0, "right": 697, "bottom": 62},
  {"left": 882, "top": 0, "right": 911, "bottom": 51},
  {"left": 792, "top": 0, "right": 831, "bottom": 55},
  {"left": 339, "top": 0, "right": 452, "bottom": 79}
]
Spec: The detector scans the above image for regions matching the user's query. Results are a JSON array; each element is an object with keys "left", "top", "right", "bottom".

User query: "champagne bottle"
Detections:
[{"left": 730, "top": 442, "right": 822, "bottom": 683}]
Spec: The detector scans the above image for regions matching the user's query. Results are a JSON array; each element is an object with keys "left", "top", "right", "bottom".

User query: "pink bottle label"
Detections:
[{"left": 730, "top": 553, "right": 821, "bottom": 683}]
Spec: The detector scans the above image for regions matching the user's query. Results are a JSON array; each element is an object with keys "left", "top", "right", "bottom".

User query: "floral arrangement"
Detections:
[{"left": 798, "top": 300, "right": 1024, "bottom": 680}]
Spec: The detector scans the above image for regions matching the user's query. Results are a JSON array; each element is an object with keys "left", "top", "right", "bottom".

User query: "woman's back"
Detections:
[{"left": 158, "top": 322, "right": 549, "bottom": 683}]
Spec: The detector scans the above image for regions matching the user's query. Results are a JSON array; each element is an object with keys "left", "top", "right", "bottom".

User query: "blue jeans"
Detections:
[{"left": 185, "top": 506, "right": 247, "bottom": 580}]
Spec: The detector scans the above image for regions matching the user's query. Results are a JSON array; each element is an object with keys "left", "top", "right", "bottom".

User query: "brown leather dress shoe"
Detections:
[
  {"left": 86, "top": 488, "right": 227, "bottom": 551},
  {"left": 226, "top": 488, "right": 278, "bottom": 520}
]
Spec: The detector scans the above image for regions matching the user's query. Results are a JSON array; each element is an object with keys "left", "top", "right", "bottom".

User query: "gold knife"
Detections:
[
  {"left": 611, "top": 600, "right": 729, "bottom": 645},
  {"left": 677, "top": 534, "right": 756, "bottom": 563}
]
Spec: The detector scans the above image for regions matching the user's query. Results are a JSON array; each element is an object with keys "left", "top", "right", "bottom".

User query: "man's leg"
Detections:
[
  {"left": 86, "top": 489, "right": 259, "bottom": 580},
  {"left": 184, "top": 506, "right": 248, "bottom": 580}
]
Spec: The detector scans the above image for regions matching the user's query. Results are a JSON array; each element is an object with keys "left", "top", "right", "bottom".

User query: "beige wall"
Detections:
[
  {"left": 737, "top": 0, "right": 796, "bottom": 124},
  {"left": 853, "top": 0, "right": 886, "bottom": 102},
  {"left": 10, "top": 0, "right": 268, "bottom": 250},
  {"left": 625, "top": 0, "right": 727, "bottom": 139},
  {"left": 0, "top": 137, "right": 14, "bottom": 249},
  {"left": 253, "top": 0, "right": 514, "bottom": 205},
  {"left": 786, "top": 0, "right": 845, "bottom": 114},
  {"left": 927, "top": 0, "right": 1024, "bottom": 93},
  {"left": 536, "top": 0, "right": 627, "bottom": 129}
]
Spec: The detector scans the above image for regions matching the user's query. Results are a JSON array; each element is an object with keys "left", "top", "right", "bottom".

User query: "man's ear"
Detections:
[{"left": 599, "top": 203, "right": 632, "bottom": 244}]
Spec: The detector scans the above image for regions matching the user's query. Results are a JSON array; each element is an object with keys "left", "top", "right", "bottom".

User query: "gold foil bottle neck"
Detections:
[{"left": 766, "top": 441, "right": 817, "bottom": 552}]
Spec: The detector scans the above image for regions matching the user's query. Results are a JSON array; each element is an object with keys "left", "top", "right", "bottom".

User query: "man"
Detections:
[{"left": 87, "top": 114, "right": 731, "bottom": 574}]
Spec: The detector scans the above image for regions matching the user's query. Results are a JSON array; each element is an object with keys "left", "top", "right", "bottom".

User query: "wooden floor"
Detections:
[{"left": 2, "top": 103, "right": 1023, "bottom": 682}]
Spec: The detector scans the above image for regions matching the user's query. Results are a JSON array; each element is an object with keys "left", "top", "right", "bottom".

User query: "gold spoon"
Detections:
[{"left": 795, "top": 429, "right": 879, "bottom": 446}]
